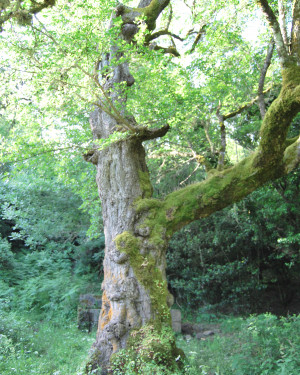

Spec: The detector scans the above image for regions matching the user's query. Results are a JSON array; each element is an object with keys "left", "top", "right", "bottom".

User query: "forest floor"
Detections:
[{"left": 0, "top": 311, "right": 299, "bottom": 375}]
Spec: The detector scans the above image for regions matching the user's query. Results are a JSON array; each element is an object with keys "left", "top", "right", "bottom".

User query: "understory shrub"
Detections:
[
  {"left": 0, "top": 245, "right": 102, "bottom": 321},
  {"left": 178, "top": 313, "right": 300, "bottom": 375}
]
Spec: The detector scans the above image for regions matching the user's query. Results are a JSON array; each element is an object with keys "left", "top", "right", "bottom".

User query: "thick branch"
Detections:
[
  {"left": 135, "top": 124, "right": 170, "bottom": 140},
  {"left": 256, "top": 0, "right": 289, "bottom": 66},
  {"left": 152, "top": 44, "right": 180, "bottom": 56},
  {"left": 118, "top": 0, "right": 170, "bottom": 31},
  {"left": 283, "top": 136, "right": 300, "bottom": 173},
  {"left": 159, "top": 67, "right": 300, "bottom": 236},
  {"left": 257, "top": 69, "right": 300, "bottom": 161}
]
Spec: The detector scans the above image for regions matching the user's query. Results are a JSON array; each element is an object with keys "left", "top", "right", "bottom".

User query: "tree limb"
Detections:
[
  {"left": 291, "top": 0, "right": 300, "bottom": 61},
  {"left": 145, "top": 29, "right": 184, "bottom": 43},
  {"left": 222, "top": 87, "right": 272, "bottom": 120},
  {"left": 256, "top": 0, "right": 289, "bottom": 66},
  {"left": 203, "top": 120, "right": 216, "bottom": 155},
  {"left": 189, "top": 24, "right": 206, "bottom": 53},
  {"left": 278, "top": 0, "right": 289, "bottom": 46},
  {"left": 135, "top": 124, "right": 170, "bottom": 140},
  {"left": 216, "top": 104, "right": 226, "bottom": 171},
  {"left": 159, "top": 67, "right": 300, "bottom": 236},
  {"left": 152, "top": 44, "right": 180, "bottom": 56},
  {"left": 258, "top": 39, "right": 275, "bottom": 119},
  {"left": 0, "top": 0, "right": 55, "bottom": 30},
  {"left": 283, "top": 136, "right": 300, "bottom": 173},
  {"left": 117, "top": 0, "right": 170, "bottom": 31}
]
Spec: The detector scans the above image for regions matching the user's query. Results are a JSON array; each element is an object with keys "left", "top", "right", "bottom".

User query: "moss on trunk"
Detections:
[{"left": 115, "top": 231, "right": 171, "bottom": 326}]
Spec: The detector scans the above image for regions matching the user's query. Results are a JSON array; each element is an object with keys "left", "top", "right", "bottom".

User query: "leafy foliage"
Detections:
[
  {"left": 0, "top": 167, "right": 104, "bottom": 320},
  {"left": 167, "top": 170, "right": 300, "bottom": 314},
  {"left": 178, "top": 314, "right": 300, "bottom": 375}
]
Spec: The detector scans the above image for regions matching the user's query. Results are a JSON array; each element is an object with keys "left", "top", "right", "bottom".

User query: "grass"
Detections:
[
  {"left": 0, "top": 311, "right": 95, "bottom": 375},
  {"left": 178, "top": 314, "right": 300, "bottom": 375},
  {"left": 1, "top": 311, "right": 299, "bottom": 375}
]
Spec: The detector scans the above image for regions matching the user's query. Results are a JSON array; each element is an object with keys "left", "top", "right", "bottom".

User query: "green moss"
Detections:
[
  {"left": 135, "top": 197, "right": 163, "bottom": 213},
  {"left": 134, "top": 196, "right": 169, "bottom": 247},
  {"left": 134, "top": 195, "right": 168, "bottom": 246},
  {"left": 138, "top": 170, "right": 153, "bottom": 198},
  {"left": 115, "top": 231, "right": 170, "bottom": 325},
  {"left": 122, "top": 0, "right": 167, "bottom": 31},
  {"left": 110, "top": 323, "right": 184, "bottom": 374},
  {"left": 143, "top": 0, "right": 161, "bottom": 30},
  {"left": 283, "top": 138, "right": 300, "bottom": 173},
  {"left": 163, "top": 184, "right": 200, "bottom": 233},
  {"left": 257, "top": 66, "right": 300, "bottom": 165},
  {"left": 85, "top": 348, "right": 102, "bottom": 374},
  {"left": 282, "top": 66, "right": 300, "bottom": 88}
]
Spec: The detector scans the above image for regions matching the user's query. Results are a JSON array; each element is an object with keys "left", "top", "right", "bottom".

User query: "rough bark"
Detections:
[{"left": 87, "top": 129, "right": 174, "bottom": 373}]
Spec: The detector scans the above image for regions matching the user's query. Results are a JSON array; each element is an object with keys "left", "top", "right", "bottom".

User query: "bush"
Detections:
[
  {"left": 177, "top": 314, "right": 300, "bottom": 375},
  {"left": 8, "top": 248, "right": 100, "bottom": 320}
]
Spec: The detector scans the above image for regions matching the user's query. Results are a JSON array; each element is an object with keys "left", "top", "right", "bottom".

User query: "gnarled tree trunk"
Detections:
[
  {"left": 84, "top": 2, "right": 177, "bottom": 373},
  {"left": 88, "top": 123, "right": 174, "bottom": 373}
]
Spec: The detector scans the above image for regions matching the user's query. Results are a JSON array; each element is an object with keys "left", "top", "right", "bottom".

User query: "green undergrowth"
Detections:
[
  {"left": 0, "top": 310, "right": 96, "bottom": 375},
  {"left": 179, "top": 313, "right": 300, "bottom": 375},
  {"left": 110, "top": 323, "right": 184, "bottom": 375},
  {"left": 1, "top": 310, "right": 299, "bottom": 375}
]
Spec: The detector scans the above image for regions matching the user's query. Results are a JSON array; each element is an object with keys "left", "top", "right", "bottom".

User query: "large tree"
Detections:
[{"left": 1, "top": 0, "right": 300, "bottom": 373}]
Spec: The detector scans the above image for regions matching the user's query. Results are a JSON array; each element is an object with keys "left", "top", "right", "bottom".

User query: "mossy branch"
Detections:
[
  {"left": 283, "top": 136, "right": 300, "bottom": 173},
  {"left": 117, "top": 0, "right": 170, "bottom": 31},
  {"left": 0, "top": 0, "right": 55, "bottom": 29},
  {"left": 161, "top": 67, "right": 300, "bottom": 236}
]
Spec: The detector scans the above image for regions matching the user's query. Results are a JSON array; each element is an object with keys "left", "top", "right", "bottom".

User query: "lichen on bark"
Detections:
[{"left": 115, "top": 231, "right": 171, "bottom": 326}]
